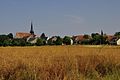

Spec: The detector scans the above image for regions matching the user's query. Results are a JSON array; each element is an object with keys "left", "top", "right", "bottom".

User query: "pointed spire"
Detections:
[
  {"left": 101, "top": 30, "right": 103, "bottom": 36},
  {"left": 30, "top": 22, "right": 34, "bottom": 35}
]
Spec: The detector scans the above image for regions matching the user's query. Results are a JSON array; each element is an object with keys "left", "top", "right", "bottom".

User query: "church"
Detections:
[{"left": 15, "top": 22, "right": 36, "bottom": 39}]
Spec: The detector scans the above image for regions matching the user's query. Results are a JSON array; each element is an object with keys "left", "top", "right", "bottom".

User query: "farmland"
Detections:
[{"left": 0, "top": 45, "right": 120, "bottom": 80}]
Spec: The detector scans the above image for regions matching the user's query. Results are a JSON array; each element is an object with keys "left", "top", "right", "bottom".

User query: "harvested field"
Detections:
[{"left": 0, "top": 45, "right": 120, "bottom": 80}]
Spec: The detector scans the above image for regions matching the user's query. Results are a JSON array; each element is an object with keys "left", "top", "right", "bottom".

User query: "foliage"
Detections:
[
  {"left": 40, "top": 33, "right": 46, "bottom": 39},
  {"left": 0, "top": 31, "right": 119, "bottom": 46},
  {"left": 36, "top": 38, "right": 44, "bottom": 46},
  {"left": 7, "top": 33, "right": 13, "bottom": 39},
  {"left": 81, "top": 39, "right": 90, "bottom": 45},
  {"left": 114, "top": 32, "right": 120, "bottom": 38},
  {"left": 0, "top": 34, "right": 13, "bottom": 46},
  {"left": 91, "top": 33, "right": 107, "bottom": 45},
  {"left": 0, "top": 35, "right": 9, "bottom": 42},
  {"left": 63, "top": 36, "right": 71, "bottom": 45},
  {"left": 12, "top": 38, "right": 26, "bottom": 46},
  {"left": 40, "top": 33, "right": 48, "bottom": 45},
  {"left": 55, "top": 36, "right": 63, "bottom": 45},
  {"left": 47, "top": 36, "right": 62, "bottom": 45},
  {"left": 3, "top": 39, "right": 12, "bottom": 46}
]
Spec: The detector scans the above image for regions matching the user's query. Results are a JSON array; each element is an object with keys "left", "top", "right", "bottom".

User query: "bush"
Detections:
[
  {"left": 63, "top": 36, "right": 71, "bottom": 45},
  {"left": 36, "top": 38, "right": 44, "bottom": 46},
  {"left": 55, "top": 36, "right": 63, "bottom": 45}
]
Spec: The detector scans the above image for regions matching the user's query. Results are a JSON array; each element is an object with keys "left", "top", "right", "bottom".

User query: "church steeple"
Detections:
[
  {"left": 101, "top": 30, "right": 103, "bottom": 36},
  {"left": 30, "top": 22, "right": 34, "bottom": 35}
]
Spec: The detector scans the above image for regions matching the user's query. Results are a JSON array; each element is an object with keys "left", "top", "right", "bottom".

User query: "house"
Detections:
[
  {"left": 72, "top": 35, "right": 84, "bottom": 44},
  {"left": 70, "top": 38, "right": 73, "bottom": 45},
  {"left": 26, "top": 35, "right": 38, "bottom": 44},
  {"left": 46, "top": 36, "right": 57, "bottom": 45},
  {"left": 106, "top": 35, "right": 115, "bottom": 41},
  {"left": 72, "top": 35, "right": 90, "bottom": 44},
  {"left": 106, "top": 35, "right": 117, "bottom": 45},
  {"left": 117, "top": 39, "right": 120, "bottom": 45},
  {"left": 48, "top": 36, "right": 57, "bottom": 42}
]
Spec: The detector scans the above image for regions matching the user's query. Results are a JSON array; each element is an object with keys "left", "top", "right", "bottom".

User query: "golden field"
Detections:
[{"left": 0, "top": 45, "right": 120, "bottom": 80}]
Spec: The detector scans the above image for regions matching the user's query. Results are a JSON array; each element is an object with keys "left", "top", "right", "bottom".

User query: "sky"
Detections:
[{"left": 0, "top": 0, "right": 120, "bottom": 37}]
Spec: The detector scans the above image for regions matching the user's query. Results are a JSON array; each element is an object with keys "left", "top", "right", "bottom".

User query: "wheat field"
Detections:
[{"left": 0, "top": 45, "right": 120, "bottom": 80}]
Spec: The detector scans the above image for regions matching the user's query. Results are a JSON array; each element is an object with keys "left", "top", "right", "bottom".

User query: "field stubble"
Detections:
[{"left": 0, "top": 45, "right": 120, "bottom": 80}]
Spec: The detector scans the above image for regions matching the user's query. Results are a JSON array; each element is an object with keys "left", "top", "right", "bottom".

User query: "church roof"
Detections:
[
  {"left": 15, "top": 22, "right": 35, "bottom": 39},
  {"left": 15, "top": 32, "right": 32, "bottom": 38}
]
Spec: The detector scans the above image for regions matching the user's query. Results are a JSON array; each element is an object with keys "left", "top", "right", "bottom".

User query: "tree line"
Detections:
[{"left": 0, "top": 32, "right": 120, "bottom": 46}]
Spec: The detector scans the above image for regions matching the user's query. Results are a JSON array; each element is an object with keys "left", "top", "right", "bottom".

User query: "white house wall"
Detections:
[{"left": 117, "top": 39, "right": 120, "bottom": 45}]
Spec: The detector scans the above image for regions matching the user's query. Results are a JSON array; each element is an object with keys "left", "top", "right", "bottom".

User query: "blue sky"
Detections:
[{"left": 0, "top": 0, "right": 120, "bottom": 37}]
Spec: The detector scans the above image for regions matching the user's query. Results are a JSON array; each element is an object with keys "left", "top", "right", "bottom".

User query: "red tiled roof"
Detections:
[
  {"left": 106, "top": 35, "right": 116, "bottom": 41},
  {"left": 15, "top": 32, "right": 32, "bottom": 38},
  {"left": 73, "top": 35, "right": 84, "bottom": 41}
]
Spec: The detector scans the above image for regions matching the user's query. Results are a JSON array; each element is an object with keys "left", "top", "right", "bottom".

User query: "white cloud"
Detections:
[{"left": 64, "top": 15, "right": 84, "bottom": 24}]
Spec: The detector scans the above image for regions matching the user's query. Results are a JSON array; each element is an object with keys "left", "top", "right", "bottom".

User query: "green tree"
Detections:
[
  {"left": 0, "top": 35, "right": 9, "bottom": 42},
  {"left": 63, "top": 36, "right": 71, "bottom": 45},
  {"left": 36, "top": 38, "right": 44, "bottom": 46},
  {"left": 12, "top": 38, "right": 26, "bottom": 46},
  {"left": 40, "top": 33, "right": 46, "bottom": 39},
  {"left": 55, "top": 36, "right": 63, "bottom": 45},
  {"left": 81, "top": 39, "right": 90, "bottom": 45},
  {"left": 3, "top": 40, "right": 12, "bottom": 46},
  {"left": 0, "top": 35, "right": 9, "bottom": 46},
  {"left": 0, "top": 41, "right": 3, "bottom": 46},
  {"left": 40, "top": 33, "right": 48, "bottom": 45},
  {"left": 114, "top": 32, "right": 120, "bottom": 38},
  {"left": 91, "top": 33, "right": 107, "bottom": 45},
  {"left": 7, "top": 33, "right": 13, "bottom": 39},
  {"left": 91, "top": 33, "right": 101, "bottom": 45}
]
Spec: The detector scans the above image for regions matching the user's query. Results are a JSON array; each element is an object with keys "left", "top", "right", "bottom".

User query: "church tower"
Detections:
[{"left": 30, "top": 22, "right": 34, "bottom": 35}]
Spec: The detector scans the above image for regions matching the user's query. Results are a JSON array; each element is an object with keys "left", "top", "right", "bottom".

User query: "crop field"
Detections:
[{"left": 0, "top": 45, "right": 120, "bottom": 80}]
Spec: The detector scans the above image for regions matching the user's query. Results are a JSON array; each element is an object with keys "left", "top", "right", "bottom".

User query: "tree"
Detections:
[
  {"left": 81, "top": 39, "right": 90, "bottom": 45},
  {"left": 3, "top": 39, "right": 12, "bottom": 46},
  {"left": 12, "top": 38, "right": 26, "bottom": 46},
  {"left": 7, "top": 33, "right": 13, "bottom": 39},
  {"left": 91, "top": 33, "right": 99, "bottom": 39},
  {"left": 0, "top": 41, "right": 3, "bottom": 46},
  {"left": 114, "top": 32, "right": 120, "bottom": 38},
  {"left": 40, "top": 33, "right": 48, "bottom": 45},
  {"left": 63, "top": 36, "right": 71, "bottom": 45},
  {"left": 0, "top": 35, "right": 9, "bottom": 46},
  {"left": 36, "top": 38, "right": 44, "bottom": 46},
  {"left": 91, "top": 33, "right": 107, "bottom": 45},
  {"left": 40, "top": 33, "right": 46, "bottom": 39},
  {"left": 0, "top": 35, "right": 9, "bottom": 42},
  {"left": 55, "top": 36, "right": 63, "bottom": 45},
  {"left": 91, "top": 33, "right": 101, "bottom": 45}
]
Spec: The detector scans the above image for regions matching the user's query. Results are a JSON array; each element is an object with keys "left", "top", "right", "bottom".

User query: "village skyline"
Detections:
[
  {"left": 0, "top": 22, "right": 120, "bottom": 46},
  {"left": 0, "top": 21, "right": 119, "bottom": 38},
  {"left": 0, "top": 21, "right": 120, "bottom": 38},
  {"left": 0, "top": 1, "right": 120, "bottom": 79}
]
